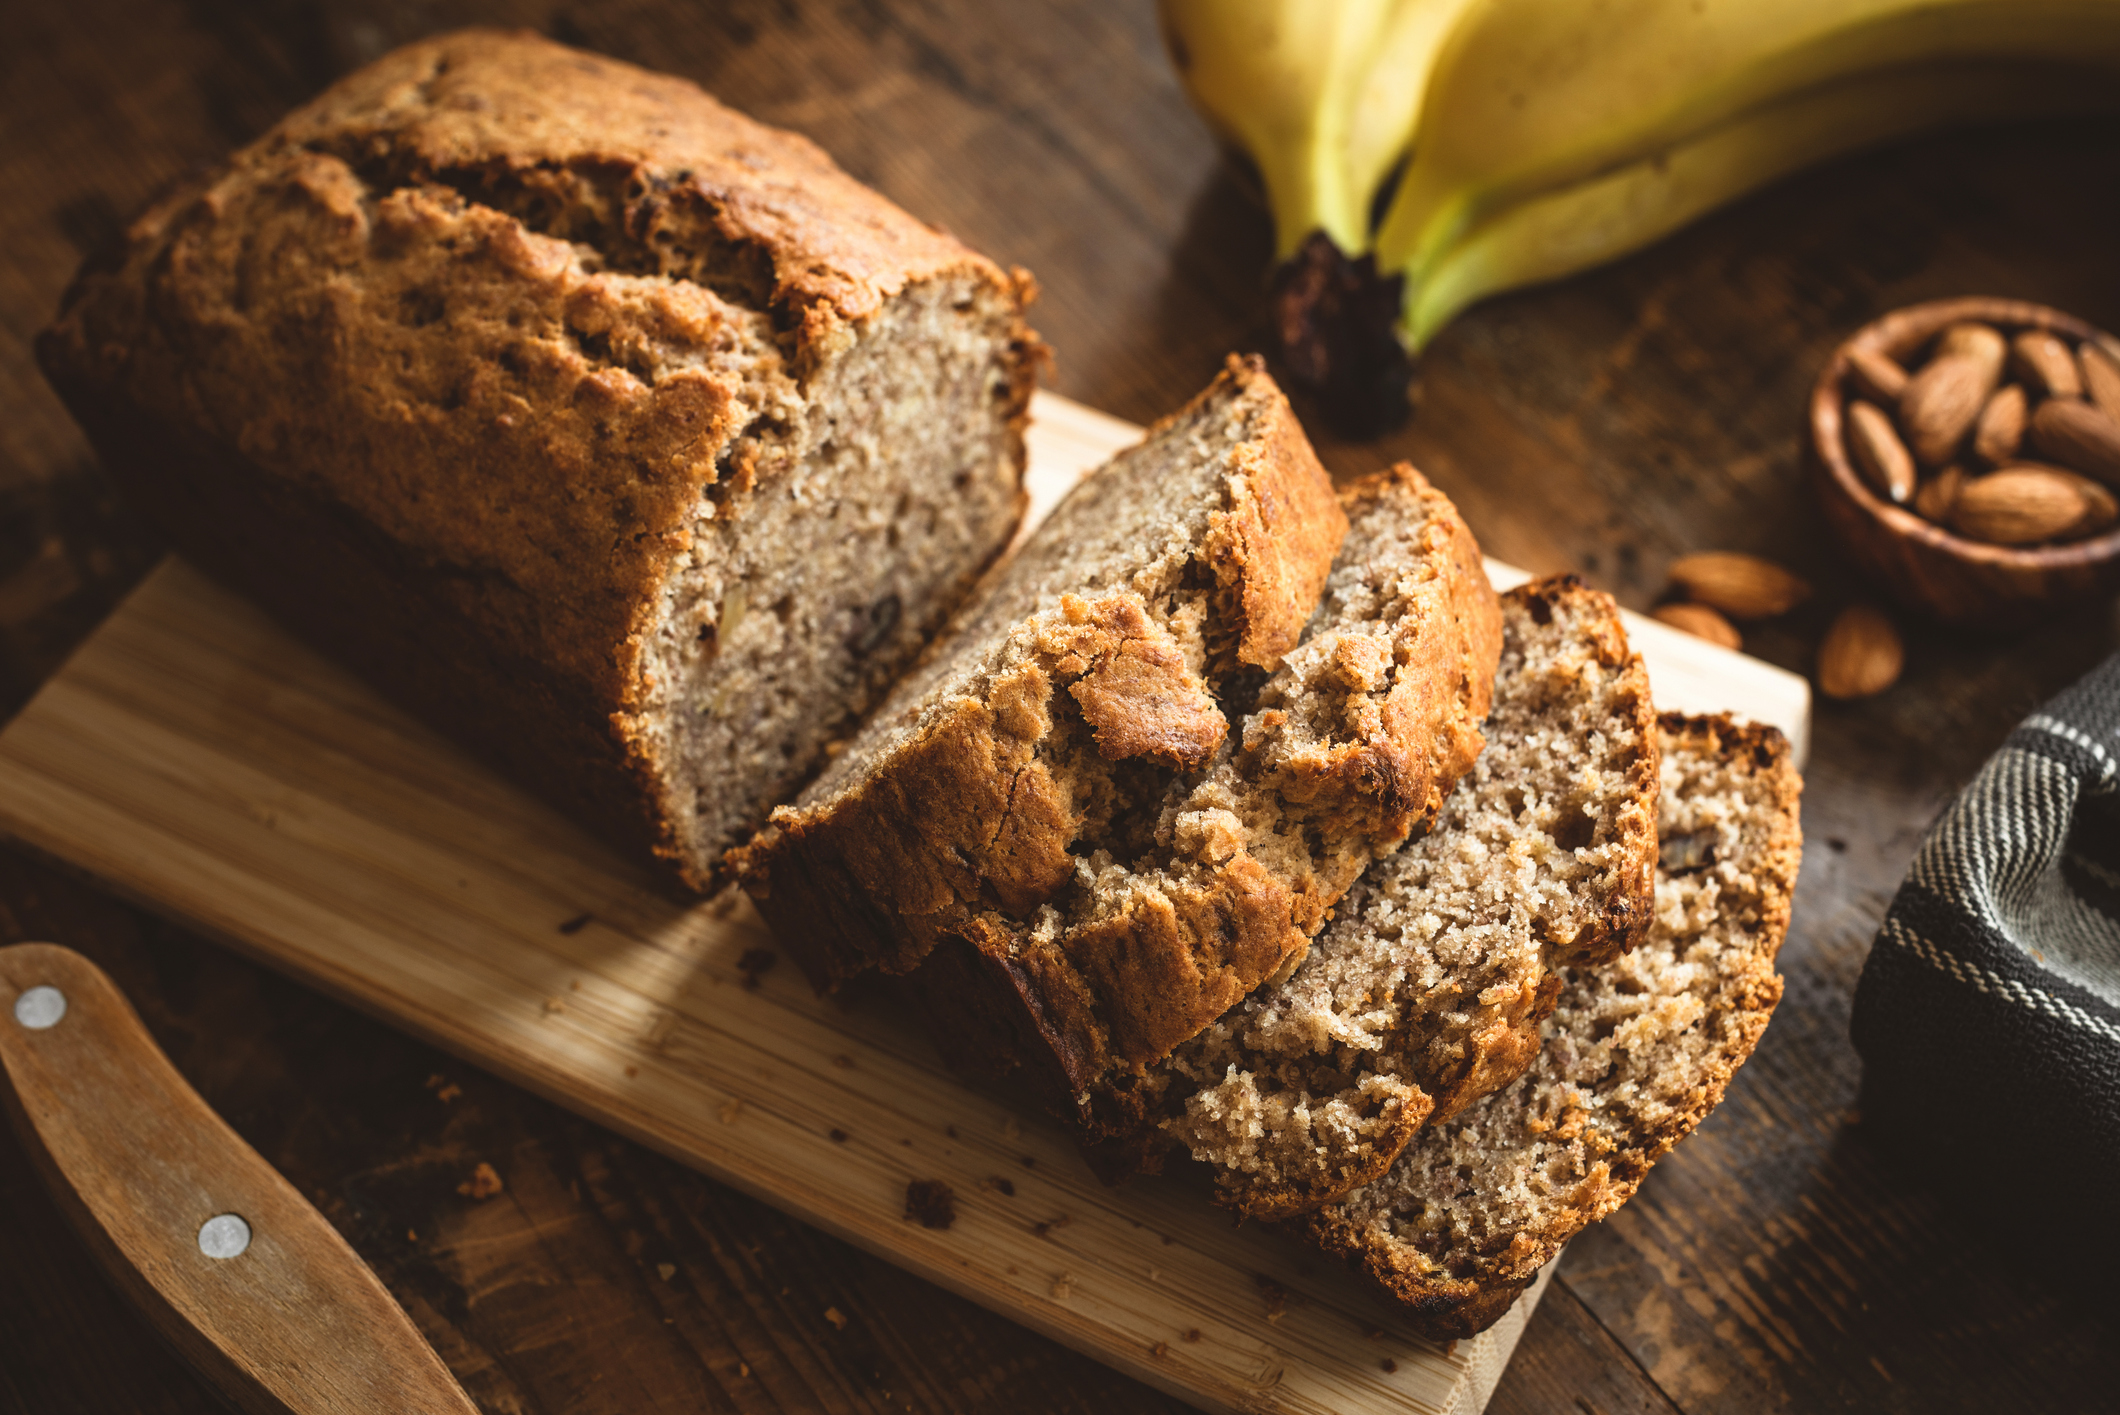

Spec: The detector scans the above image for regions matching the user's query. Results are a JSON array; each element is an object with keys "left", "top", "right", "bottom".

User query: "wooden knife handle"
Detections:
[{"left": 0, "top": 942, "right": 479, "bottom": 1415}]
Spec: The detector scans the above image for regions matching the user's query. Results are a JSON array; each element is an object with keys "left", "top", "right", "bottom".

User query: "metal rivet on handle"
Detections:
[
  {"left": 198, "top": 1213, "right": 252, "bottom": 1260},
  {"left": 13, "top": 986, "right": 65, "bottom": 1030}
]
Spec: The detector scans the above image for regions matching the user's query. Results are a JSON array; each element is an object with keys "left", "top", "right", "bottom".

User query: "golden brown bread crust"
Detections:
[
  {"left": 1243, "top": 464, "right": 1503, "bottom": 858},
  {"left": 1303, "top": 712, "right": 1802, "bottom": 1341},
  {"left": 1206, "top": 383, "right": 1351, "bottom": 672},
  {"left": 37, "top": 29, "right": 1040, "bottom": 883},
  {"left": 739, "top": 586, "right": 1241, "bottom": 975}
]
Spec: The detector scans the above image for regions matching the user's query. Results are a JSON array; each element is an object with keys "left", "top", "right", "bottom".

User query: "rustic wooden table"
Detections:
[{"left": 4, "top": 2, "right": 2118, "bottom": 1411}]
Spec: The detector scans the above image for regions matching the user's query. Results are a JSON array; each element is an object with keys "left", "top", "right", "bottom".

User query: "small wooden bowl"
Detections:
[{"left": 1811, "top": 295, "right": 2120, "bottom": 625}]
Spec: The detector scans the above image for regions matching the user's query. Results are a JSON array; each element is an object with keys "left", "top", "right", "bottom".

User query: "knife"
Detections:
[{"left": 0, "top": 941, "right": 479, "bottom": 1414}]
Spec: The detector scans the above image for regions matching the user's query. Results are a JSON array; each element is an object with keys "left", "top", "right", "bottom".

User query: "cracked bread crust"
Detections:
[
  {"left": 886, "top": 462, "right": 1505, "bottom": 1139},
  {"left": 37, "top": 29, "right": 1040, "bottom": 887},
  {"left": 733, "top": 359, "right": 1350, "bottom": 999},
  {"left": 1238, "top": 466, "right": 1506, "bottom": 868},
  {"left": 1163, "top": 577, "right": 1660, "bottom": 1219},
  {"left": 1303, "top": 713, "right": 1802, "bottom": 1340}
]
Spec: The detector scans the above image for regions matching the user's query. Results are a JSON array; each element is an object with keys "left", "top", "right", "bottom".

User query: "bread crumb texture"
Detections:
[
  {"left": 38, "top": 29, "right": 1042, "bottom": 888},
  {"left": 1165, "top": 577, "right": 1660, "bottom": 1218},
  {"left": 1303, "top": 713, "right": 1801, "bottom": 1340}
]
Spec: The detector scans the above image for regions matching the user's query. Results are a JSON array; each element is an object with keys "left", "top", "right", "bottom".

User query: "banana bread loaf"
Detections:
[
  {"left": 1304, "top": 713, "right": 1802, "bottom": 1340},
  {"left": 1164, "top": 576, "right": 1660, "bottom": 1218},
  {"left": 36, "top": 29, "right": 1042, "bottom": 889},
  {"left": 736, "top": 371, "right": 1503, "bottom": 1125}
]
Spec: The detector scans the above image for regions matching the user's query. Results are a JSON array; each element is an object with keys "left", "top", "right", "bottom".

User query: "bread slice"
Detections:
[
  {"left": 36, "top": 30, "right": 1040, "bottom": 890},
  {"left": 1163, "top": 577, "right": 1660, "bottom": 1218},
  {"left": 1302, "top": 713, "right": 1802, "bottom": 1340},
  {"left": 737, "top": 385, "right": 1502, "bottom": 1120}
]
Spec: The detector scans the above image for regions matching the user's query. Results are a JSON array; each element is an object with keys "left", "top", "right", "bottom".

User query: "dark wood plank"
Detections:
[
  {"left": 1485, "top": 1281, "right": 1682, "bottom": 1415},
  {"left": 3, "top": 0, "right": 2119, "bottom": 1411}
]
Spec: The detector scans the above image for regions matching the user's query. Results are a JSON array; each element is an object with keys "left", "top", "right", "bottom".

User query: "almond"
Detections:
[
  {"left": 1949, "top": 465, "right": 2102, "bottom": 545},
  {"left": 2080, "top": 341, "right": 2120, "bottom": 420},
  {"left": 2009, "top": 329, "right": 2082, "bottom": 399},
  {"left": 1970, "top": 383, "right": 2026, "bottom": 467},
  {"left": 1899, "top": 322, "right": 2005, "bottom": 466},
  {"left": 2057, "top": 468, "right": 2119, "bottom": 538},
  {"left": 1936, "top": 321, "right": 2007, "bottom": 363},
  {"left": 1667, "top": 552, "right": 1811, "bottom": 619},
  {"left": 1912, "top": 464, "right": 1967, "bottom": 522},
  {"left": 2029, "top": 396, "right": 2120, "bottom": 486},
  {"left": 1650, "top": 602, "right": 1742, "bottom": 650},
  {"left": 1846, "top": 346, "right": 1908, "bottom": 404},
  {"left": 1817, "top": 604, "right": 1903, "bottom": 700},
  {"left": 1846, "top": 399, "right": 1916, "bottom": 503}
]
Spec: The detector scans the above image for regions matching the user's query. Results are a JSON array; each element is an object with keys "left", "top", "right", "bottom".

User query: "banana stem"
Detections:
[{"left": 1272, "top": 231, "right": 1413, "bottom": 437}]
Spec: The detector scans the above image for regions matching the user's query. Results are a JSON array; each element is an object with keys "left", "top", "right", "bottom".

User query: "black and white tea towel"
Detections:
[{"left": 1851, "top": 651, "right": 2120, "bottom": 1253}]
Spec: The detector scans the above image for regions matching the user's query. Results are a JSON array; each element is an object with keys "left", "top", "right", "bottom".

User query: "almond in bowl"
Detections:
[{"left": 1812, "top": 296, "right": 2120, "bottom": 625}]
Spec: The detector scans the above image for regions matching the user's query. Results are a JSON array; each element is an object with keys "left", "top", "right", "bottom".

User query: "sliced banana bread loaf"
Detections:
[
  {"left": 37, "top": 29, "right": 1041, "bottom": 889},
  {"left": 1164, "top": 577, "right": 1659, "bottom": 1218},
  {"left": 737, "top": 388, "right": 1502, "bottom": 1122},
  {"left": 1303, "top": 713, "right": 1802, "bottom": 1340}
]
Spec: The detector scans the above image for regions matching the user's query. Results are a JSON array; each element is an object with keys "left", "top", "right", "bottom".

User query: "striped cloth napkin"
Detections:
[{"left": 1851, "top": 652, "right": 2119, "bottom": 1255}]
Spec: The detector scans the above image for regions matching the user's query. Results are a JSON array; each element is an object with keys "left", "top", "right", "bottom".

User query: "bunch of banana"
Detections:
[{"left": 1159, "top": 0, "right": 2120, "bottom": 428}]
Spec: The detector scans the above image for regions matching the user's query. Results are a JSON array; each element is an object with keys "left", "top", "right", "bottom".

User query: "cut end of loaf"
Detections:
[{"left": 638, "top": 271, "right": 1038, "bottom": 888}]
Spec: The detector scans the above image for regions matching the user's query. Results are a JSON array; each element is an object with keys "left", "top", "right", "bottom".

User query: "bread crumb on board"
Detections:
[
  {"left": 456, "top": 1162, "right": 504, "bottom": 1200},
  {"left": 904, "top": 1179, "right": 956, "bottom": 1229}
]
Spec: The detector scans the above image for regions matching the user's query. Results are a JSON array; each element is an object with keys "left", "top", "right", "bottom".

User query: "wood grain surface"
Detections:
[
  {"left": 2, "top": 1, "right": 2118, "bottom": 1413},
  {"left": 0, "top": 395, "right": 1798, "bottom": 1415}
]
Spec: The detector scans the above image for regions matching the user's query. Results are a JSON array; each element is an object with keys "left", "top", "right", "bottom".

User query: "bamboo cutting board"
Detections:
[{"left": 0, "top": 392, "right": 1808, "bottom": 1415}]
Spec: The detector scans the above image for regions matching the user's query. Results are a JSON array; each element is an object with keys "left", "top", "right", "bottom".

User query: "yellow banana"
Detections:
[
  {"left": 1379, "top": 0, "right": 2120, "bottom": 335},
  {"left": 1159, "top": 0, "right": 1472, "bottom": 261},
  {"left": 1338, "top": 0, "right": 1475, "bottom": 248},
  {"left": 1400, "top": 59, "right": 2120, "bottom": 347}
]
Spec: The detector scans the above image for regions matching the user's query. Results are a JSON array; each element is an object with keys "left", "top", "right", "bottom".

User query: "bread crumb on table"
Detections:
[{"left": 456, "top": 1162, "right": 504, "bottom": 1200}]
